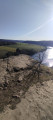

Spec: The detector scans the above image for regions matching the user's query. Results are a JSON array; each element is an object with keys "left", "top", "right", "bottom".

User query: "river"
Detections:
[{"left": 32, "top": 47, "right": 53, "bottom": 67}]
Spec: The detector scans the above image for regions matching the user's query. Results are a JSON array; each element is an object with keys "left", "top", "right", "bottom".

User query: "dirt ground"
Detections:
[
  {"left": 0, "top": 80, "right": 53, "bottom": 120},
  {"left": 0, "top": 54, "right": 53, "bottom": 120},
  {"left": 0, "top": 54, "right": 34, "bottom": 83}
]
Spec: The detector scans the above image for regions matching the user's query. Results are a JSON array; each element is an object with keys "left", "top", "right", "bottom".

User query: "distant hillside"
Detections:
[
  {"left": 0, "top": 39, "right": 16, "bottom": 46},
  {"left": 23, "top": 41, "right": 53, "bottom": 47},
  {"left": 0, "top": 39, "right": 53, "bottom": 47}
]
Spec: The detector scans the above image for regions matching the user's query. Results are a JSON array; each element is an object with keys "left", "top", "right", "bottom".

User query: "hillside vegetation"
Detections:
[
  {"left": 0, "top": 42, "right": 45, "bottom": 58},
  {"left": 0, "top": 46, "right": 16, "bottom": 58},
  {"left": 0, "top": 39, "right": 16, "bottom": 46}
]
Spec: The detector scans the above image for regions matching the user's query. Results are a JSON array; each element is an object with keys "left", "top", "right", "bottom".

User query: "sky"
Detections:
[{"left": 0, "top": 0, "right": 53, "bottom": 41}]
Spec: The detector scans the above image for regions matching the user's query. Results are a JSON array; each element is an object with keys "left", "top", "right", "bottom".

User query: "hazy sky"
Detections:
[{"left": 0, "top": 0, "right": 53, "bottom": 40}]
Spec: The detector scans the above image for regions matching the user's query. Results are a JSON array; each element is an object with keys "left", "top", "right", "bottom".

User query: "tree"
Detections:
[
  {"left": 36, "top": 52, "right": 45, "bottom": 80},
  {"left": 6, "top": 52, "right": 10, "bottom": 71},
  {"left": 16, "top": 48, "right": 21, "bottom": 55}
]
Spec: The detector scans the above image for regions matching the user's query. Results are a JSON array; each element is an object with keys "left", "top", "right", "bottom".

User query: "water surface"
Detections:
[{"left": 32, "top": 47, "right": 53, "bottom": 67}]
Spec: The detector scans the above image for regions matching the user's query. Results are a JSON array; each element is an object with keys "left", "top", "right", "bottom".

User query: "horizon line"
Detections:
[{"left": 0, "top": 39, "right": 53, "bottom": 41}]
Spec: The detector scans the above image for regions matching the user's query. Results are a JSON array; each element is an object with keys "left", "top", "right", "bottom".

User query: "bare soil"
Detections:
[{"left": 0, "top": 54, "right": 53, "bottom": 120}]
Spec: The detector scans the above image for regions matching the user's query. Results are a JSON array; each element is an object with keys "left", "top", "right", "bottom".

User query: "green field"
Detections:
[
  {"left": 0, "top": 42, "right": 45, "bottom": 58},
  {"left": 8, "top": 43, "right": 44, "bottom": 50},
  {"left": 0, "top": 46, "right": 16, "bottom": 58}
]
